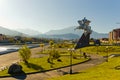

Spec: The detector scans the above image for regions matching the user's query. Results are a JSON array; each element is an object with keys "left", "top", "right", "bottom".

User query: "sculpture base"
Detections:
[{"left": 75, "top": 33, "right": 90, "bottom": 49}]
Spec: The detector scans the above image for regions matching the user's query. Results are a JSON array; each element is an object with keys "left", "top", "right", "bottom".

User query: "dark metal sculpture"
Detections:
[{"left": 75, "top": 17, "right": 92, "bottom": 49}]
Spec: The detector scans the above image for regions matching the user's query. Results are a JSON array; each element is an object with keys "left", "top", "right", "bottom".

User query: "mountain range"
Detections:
[
  {"left": 45, "top": 26, "right": 108, "bottom": 39},
  {"left": 16, "top": 28, "right": 42, "bottom": 36},
  {"left": 0, "top": 26, "right": 26, "bottom": 36},
  {"left": 0, "top": 26, "right": 108, "bottom": 39}
]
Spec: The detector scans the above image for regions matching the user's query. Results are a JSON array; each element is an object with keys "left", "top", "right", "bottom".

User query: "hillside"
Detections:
[
  {"left": 45, "top": 26, "right": 108, "bottom": 39},
  {"left": 45, "top": 26, "right": 83, "bottom": 36},
  {"left": 35, "top": 33, "right": 79, "bottom": 40},
  {"left": 17, "top": 26, "right": 108, "bottom": 39},
  {"left": 15, "top": 28, "right": 41, "bottom": 36},
  {"left": 2, "top": 26, "right": 108, "bottom": 39},
  {"left": 0, "top": 26, "right": 27, "bottom": 36}
]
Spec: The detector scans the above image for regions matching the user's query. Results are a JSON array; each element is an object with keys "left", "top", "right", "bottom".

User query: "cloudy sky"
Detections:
[{"left": 0, "top": 0, "right": 120, "bottom": 33}]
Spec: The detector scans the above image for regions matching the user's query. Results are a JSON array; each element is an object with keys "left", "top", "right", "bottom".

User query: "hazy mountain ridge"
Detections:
[
  {"left": 45, "top": 26, "right": 108, "bottom": 39},
  {"left": 0, "top": 26, "right": 108, "bottom": 39},
  {"left": 49, "top": 33, "right": 79, "bottom": 39},
  {"left": 35, "top": 33, "right": 79, "bottom": 39},
  {"left": 15, "top": 29, "right": 42, "bottom": 36},
  {"left": 45, "top": 26, "right": 84, "bottom": 36},
  {"left": 0, "top": 26, "right": 27, "bottom": 36}
]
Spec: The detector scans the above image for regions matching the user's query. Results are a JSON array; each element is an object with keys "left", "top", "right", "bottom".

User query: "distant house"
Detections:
[
  {"left": 14, "top": 36, "right": 21, "bottom": 41},
  {"left": 0, "top": 34, "right": 8, "bottom": 43},
  {"left": 109, "top": 28, "right": 120, "bottom": 44},
  {"left": 100, "top": 38, "right": 108, "bottom": 43},
  {"left": 0, "top": 34, "right": 6, "bottom": 41},
  {"left": 94, "top": 39, "right": 101, "bottom": 45}
]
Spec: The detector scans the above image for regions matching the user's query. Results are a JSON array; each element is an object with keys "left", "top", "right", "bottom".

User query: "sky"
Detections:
[{"left": 0, "top": 0, "right": 120, "bottom": 33}]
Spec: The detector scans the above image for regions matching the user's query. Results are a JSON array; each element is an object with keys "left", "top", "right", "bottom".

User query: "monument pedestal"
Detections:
[{"left": 75, "top": 33, "right": 90, "bottom": 49}]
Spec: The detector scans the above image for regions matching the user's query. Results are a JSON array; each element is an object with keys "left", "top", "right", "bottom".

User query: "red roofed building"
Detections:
[{"left": 109, "top": 28, "right": 120, "bottom": 44}]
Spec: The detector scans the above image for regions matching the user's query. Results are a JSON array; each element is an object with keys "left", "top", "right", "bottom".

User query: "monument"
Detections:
[{"left": 74, "top": 17, "right": 92, "bottom": 49}]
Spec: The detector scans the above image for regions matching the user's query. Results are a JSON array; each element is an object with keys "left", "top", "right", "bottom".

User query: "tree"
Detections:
[
  {"left": 40, "top": 43, "right": 45, "bottom": 53},
  {"left": 47, "top": 48, "right": 61, "bottom": 64},
  {"left": 19, "top": 45, "right": 31, "bottom": 64},
  {"left": 8, "top": 37, "right": 15, "bottom": 43},
  {"left": 49, "top": 40, "right": 54, "bottom": 48}
]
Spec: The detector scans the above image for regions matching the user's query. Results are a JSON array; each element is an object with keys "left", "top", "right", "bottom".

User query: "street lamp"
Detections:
[
  {"left": 106, "top": 46, "right": 109, "bottom": 62},
  {"left": 68, "top": 48, "right": 75, "bottom": 74},
  {"left": 96, "top": 44, "right": 99, "bottom": 54}
]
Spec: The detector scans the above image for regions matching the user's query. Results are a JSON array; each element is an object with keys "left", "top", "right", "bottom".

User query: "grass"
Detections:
[
  {"left": 21, "top": 56, "right": 88, "bottom": 73},
  {"left": 0, "top": 70, "right": 9, "bottom": 77},
  {"left": 38, "top": 45, "right": 120, "bottom": 56},
  {"left": 80, "top": 45, "right": 120, "bottom": 56},
  {"left": 49, "top": 56, "right": 120, "bottom": 80},
  {"left": 0, "top": 45, "right": 119, "bottom": 77},
  {"left": 0, "top": 56, "right": 88, "bottom": 76}
]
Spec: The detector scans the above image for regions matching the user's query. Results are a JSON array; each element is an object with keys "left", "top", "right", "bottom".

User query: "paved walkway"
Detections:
[
  {"left": 0, "top": 46, "right": 47, "bottom": 68},
  {"left": 0, "top": 54, "right": 105, "bottom": 80}
]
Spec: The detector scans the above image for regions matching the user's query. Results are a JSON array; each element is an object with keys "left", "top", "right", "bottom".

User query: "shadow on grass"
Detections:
[
  {"left": 57, "top": 69, "right": 69, "bottom": 75},
  {"left": 25, "top": 62, "right": 44, "bottom": 71},
  {"left": 57, "top": 69, "right": 85, "bottom": 75},
  {"left": 115, "top": 65, "right": 120, "bottom": 70},
  {"left": 11, "top": 71, "right": 27, "bottom": 80},
  {"left": 71, "top": 72, "right": 86, "bottom": 74}
]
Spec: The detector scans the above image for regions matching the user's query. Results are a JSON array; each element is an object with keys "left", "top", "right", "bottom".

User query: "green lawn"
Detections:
[
  {"left": 80, "top": 45, "right": 120, "bottom": 56},
  {"left": 0, "top": 56, "right": 88, "bottom": 76},
  {"left": 0, "top": 45, "right": 119, "bottom": 77},
  {"left": 49, "top": 56, "right": 120, "bottom": 80},
  {"left": 41, "top": 45, "right": 120, "bottom": 56}
]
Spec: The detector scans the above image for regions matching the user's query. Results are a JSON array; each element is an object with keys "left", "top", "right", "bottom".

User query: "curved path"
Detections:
[{"left": 0, "top": 54, "right": 105, "bottom": 80}]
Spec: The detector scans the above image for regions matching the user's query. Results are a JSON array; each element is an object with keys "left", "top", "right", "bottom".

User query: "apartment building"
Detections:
[{"left": 109, "top": 28, "right": 120, "bottom": 44}]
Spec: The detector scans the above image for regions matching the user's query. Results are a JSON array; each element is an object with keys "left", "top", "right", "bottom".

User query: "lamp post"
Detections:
[
  {"left": 96, "top": 44, "right": 99, "bottom": 54},
  {"left": 106, "top": 46, "right": 108, "bottom": 62},
  {"left": 68, "top": 48, "right": 75, "bottom": 74}
]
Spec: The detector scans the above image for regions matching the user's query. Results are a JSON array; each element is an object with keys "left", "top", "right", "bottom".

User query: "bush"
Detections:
[
  {"left": 19, "top": 45, "right": 31, "bottom": 63},
  {"left": 47, "top": 49, "right": 61, "bottom": 64},
  {"left": 49, "top": 40, "right": 54, "bottom": 48}
]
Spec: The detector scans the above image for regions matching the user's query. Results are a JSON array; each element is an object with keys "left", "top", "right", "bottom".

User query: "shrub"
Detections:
[
  {"left": 47, "top": 49, "right": 61, "bottom": 64},
  {"left": 49, "top": 40, "right": 54, "bottom": 48},
  {"left": 19, "top": 45, "right": 31, "bottom": 64}
]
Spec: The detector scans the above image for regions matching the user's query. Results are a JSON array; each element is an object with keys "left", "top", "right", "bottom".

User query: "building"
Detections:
[
  {"left": 0, "top": 34, "right": 4, "bottom": 41},
  {"left": 109, "top": 28, "right": 120, "bottom": 44},
  {"left": 100, "top": 38, "right": 108, "bottom": 43}
]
